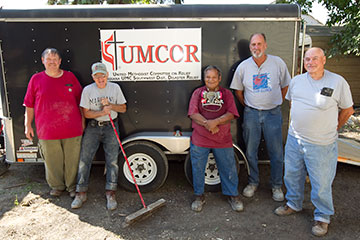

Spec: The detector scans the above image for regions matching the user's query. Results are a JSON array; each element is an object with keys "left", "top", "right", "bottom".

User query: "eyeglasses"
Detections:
[{"left": 93, "top": 74, "right": 106, "bottom": 80}]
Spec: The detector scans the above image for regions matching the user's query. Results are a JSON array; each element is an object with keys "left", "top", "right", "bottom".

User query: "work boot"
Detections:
[
  {"left": 191, "top": 195, "right": 205, "bottom": 212},
  {"left": 71, "top": 192, "right": 87, "bottom": 209},
  {"left": 272, "top": 188, "right": 284, "bottom": 202},
  {"left": 274, "top": 204, "right": 297, "bottom": 216},
  {"left": 242, "top": 184, "right": 257, "bottom": 198},
  {"left": 312, "top": 221, "right": 328, "bottom": 237},
  {"left": 50, "top": 189, "right": 63, "bottom": 197},
  {"left": 106, "top": 191, "right": 117, "bottom": 211},
  {"left": 228, "top": 196, "right": 244, "bottom": 212}
]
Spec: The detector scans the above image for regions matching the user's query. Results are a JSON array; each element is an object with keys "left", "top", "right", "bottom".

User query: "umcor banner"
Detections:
[{"left": 100, "top": 28, "right": 202, "bottom": 82}]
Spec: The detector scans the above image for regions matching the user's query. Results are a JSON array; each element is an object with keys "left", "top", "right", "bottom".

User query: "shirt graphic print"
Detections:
[{"left": 253, "top": 73, "right": 272, "bottom": 93}]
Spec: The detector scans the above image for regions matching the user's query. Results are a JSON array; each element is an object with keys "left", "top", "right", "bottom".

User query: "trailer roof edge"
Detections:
[{"left": 0, "top": 4, "right": 300, "bottom": 20}]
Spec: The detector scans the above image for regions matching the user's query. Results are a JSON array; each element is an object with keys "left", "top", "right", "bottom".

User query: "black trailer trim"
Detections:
[
  {"left": 1, "top": 17, "right": 301, "bottom": 23},
  {"left": 0, "top": 4, "right": 300, "bottom": 21}
]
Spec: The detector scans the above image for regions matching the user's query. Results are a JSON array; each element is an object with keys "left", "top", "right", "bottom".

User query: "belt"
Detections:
[
  {"left": 245, "top": 105, "right": 280, "bottom": 111},
  {"left": 90, "top": 118, "right": 117, "bottom": 127}
]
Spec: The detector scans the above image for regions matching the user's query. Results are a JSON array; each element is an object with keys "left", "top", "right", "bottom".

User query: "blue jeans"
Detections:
[
  {"left": 190, "top": 142, "right": 239, "bottom": 196},
  {"left": 284, "top": 134, "right": 338, "bottom": 224},
  {"left": 242, "top": 105, "right": 283, "bottom": 188},
  {"left": 76, "top": 121, "right": 120, "bottom": 192}
]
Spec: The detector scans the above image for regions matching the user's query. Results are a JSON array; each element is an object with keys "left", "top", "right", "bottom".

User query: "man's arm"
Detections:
[
  {"left": 234, "top": 90, "right": 245, "bottom": 106},
  {"left": 100, "top": 98, "right": 127, "bottom": 113},
  {"left": 189, "top": 113, "right": 207, "bottom": 127},
  {"left": 337, "top": 106, "right": 355, "bottom": 130},
  {"left": 281, "top": 86, "right": 289, "bottom": 101},
  {"left": 205, "top": 112, "right": 234, "bottom": 130},
  {"left": 108, "top": 103, "right": 127, "bottom": 113},
  {"left": 190, "top": 112, "right": 234, "bottom": 134},
  {"left": 24, "top": 107, "right": 35, "bottom": 141}
]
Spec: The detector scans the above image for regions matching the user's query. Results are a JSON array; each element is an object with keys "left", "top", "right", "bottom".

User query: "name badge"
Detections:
[{"left": 320, "top": 87, "right": 334, "bottom": 97}]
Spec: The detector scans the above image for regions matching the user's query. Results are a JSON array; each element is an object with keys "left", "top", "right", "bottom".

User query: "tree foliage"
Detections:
[
  {"left": 277, "top": 0, "right": 360, "bottom": 57},
  {"left": 276, "top": 0, "right": 313, "bottom": 14}
]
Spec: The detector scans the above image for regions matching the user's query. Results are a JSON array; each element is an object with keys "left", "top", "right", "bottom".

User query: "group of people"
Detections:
[
  {"left": 24, "top": 31, "right": 354, "bottom": 237},
  {"left": 189, "top": 33, "right": 354, "bottom": 237},
  {"left": 24, "top": 48, "right": 127, "bottom": 211}
]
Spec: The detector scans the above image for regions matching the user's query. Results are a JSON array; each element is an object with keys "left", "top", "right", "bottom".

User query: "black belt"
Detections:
[{"left": 90, "top": 118, "right": 117, "bottom": 127}]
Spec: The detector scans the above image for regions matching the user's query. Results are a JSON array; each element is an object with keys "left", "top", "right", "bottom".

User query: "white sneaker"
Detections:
[
  {"left": 242, "top": 184, "right": 257, "bottom": 198},
  {"left": 272, "top": 188, "right": 284, "bottom": 202}
]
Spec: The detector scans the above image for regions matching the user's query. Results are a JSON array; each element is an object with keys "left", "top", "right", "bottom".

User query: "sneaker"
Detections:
[
  {"left": 242, "top": 184, "right": 257, "bottom": 198},
  {"left": 50, "top": 189, "right": 63, "bottom": 197},
  {"left": 191, "top": 195, "right": 205, "bottom": 212},
  {"left": 272, "top": 188, "right": 284, "bottom": 202},
  {"left": 69, "top": 190, "right": 76, "bottom": 198},
  {"left": 312, "top": 221, "right": 328, "bottom": 237},
  {"left": 106, "top": 191, "right": 117, "bottom": 211},
  {"left": 71, "top": 192, "right": 87, "bottom": 209},
  {"left": 274, "top": 204, "right": 296, "bottom": 216},
  {"left": 228, "top": 196, "right": 244, "bottom": 212}
]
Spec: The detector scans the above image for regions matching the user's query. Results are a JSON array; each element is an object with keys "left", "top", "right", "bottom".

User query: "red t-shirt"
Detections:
[
  {"left": 188, "top": 86, "right": 239, "bottom": 148},
  {"left": 23, "top": 71, "right": 83, "bottom": 140}
]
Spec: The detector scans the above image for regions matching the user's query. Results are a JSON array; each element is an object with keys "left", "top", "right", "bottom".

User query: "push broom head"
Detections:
[{"left": 122, "top": 198, "right": 166, "bottom": 228}]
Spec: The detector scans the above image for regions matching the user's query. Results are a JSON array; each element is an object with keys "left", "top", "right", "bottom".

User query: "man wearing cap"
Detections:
[
  {"left": 230, "top": 33, "right": 291, "bottom": 201},
  {"left": 71, "top": 62, "right": 127, "bottom": 210}
]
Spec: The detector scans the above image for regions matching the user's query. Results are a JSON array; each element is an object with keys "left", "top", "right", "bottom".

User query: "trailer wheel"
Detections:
[
  {"left": 0, "top": 155, "right": 9, "bottom": 176},
  {"left": 184, "top": 151, "right": 240, "bottom": 192},
  {"left": 118, "top": 141, "right": 168, "bottom": 193}
]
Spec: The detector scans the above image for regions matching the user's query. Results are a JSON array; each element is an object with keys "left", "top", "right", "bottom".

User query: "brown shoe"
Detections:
[
  {"left": 105, "top": 191, "right": 117, "bottom": 211},
  {"left": 228, "top": 196, "right": 244, "bottom": 212},
  {"left": 274, "top": 204, "right": 297, "bottom": 216},
  {"left": 50, "top": 189, "right": 63, "bottom": 197},
  {"left": 312, "top": 221, "right": 328, "bottom": 237},
  {"left": 191, "top": 195, "right": 205, "bottom": 212},
  {"left": 71, "top": 192, "right": 87, "bottom": 209}
]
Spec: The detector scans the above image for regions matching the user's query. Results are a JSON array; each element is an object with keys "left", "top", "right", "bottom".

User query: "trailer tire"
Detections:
[
  {"left": 118, "top": 141, "right": 168, "bottom": 193},
  {"left": 0, "top": 155, "right": 9, "bottom": 176},
  {"left": 184, "top": 151, "right": 240, "bottom": 192}
]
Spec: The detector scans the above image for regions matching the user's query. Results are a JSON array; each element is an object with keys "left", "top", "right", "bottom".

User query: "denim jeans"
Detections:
[
  {"left": 242, "top": 105, "right": 283, "bottom": 188},
  {"left": 190, "top": 142, "right": 239, "bottom": 196},
  {"left": 76, "top": 121, "right": 119, "bottom": 192},
  {"left": 284, "top": 134, "right": 338, "bottom": 224}
]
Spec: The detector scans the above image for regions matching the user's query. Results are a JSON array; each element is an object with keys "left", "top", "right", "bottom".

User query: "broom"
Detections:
[{"left": 108, "top": 115, "right": 166, "bottom": 228}]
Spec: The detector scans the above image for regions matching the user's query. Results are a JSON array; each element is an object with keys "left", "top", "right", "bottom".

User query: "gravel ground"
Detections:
[{"left": 0, "top": 159, "right": 359, "bottom": 240}]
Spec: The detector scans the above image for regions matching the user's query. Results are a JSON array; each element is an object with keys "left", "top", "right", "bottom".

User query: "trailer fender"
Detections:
[
  {"left": 121, "top": 131, "right": 192, "bottom": 154},
  {"left": 233, "top": 144, "right": 250, "bottom": 176}
]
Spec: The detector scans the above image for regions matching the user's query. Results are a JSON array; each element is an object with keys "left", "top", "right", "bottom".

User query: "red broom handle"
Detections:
[{"left": 108, "top": 115, "right": 147, "bottom": 209}]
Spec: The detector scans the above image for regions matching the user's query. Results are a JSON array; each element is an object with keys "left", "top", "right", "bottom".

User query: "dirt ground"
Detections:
[{"left": 0, "top": 159, "right": 359, "bottom": 240}]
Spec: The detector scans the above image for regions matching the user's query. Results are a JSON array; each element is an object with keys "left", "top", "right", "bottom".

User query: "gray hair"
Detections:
[
  {"left": 41, "top": 48, "right": 61, "bottom": 59},
  {"left": 204, "top": 65, "right": 222, "bottom": 78},
  {"left": 249, "top": 33, "right": 267, "bottom": 42}
]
